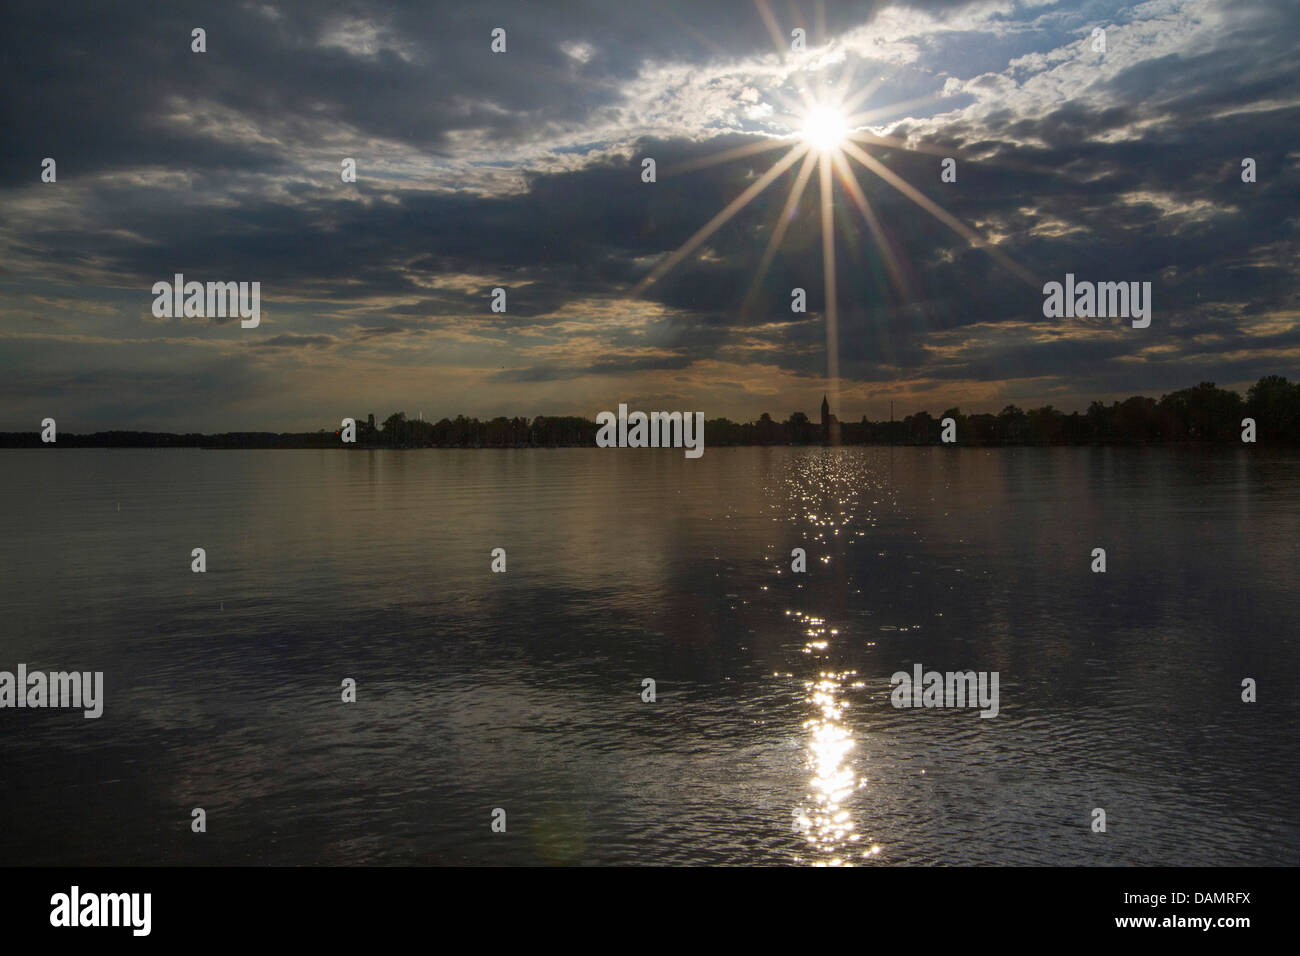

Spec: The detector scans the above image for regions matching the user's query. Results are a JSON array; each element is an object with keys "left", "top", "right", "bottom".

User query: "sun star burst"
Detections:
[
  {"left": 802, "top": 106, "right": 849, "bottom": 154},
  {"left": 633, "top": 12, "right": 1037, "bottom": 427}
]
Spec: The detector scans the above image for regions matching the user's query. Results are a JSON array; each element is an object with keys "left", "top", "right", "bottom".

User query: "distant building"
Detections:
[{"left": 820, "top": 394, "right": 841, "bottom": 445}]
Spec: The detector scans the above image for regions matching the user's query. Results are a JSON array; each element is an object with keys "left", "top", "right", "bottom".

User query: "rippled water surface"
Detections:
[{"left": 1, "top": 446, "right": 1297, "bottom": 865}]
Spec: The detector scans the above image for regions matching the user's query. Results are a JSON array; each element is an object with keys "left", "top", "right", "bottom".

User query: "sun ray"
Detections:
[
  {"left": 819, "top": 151, "right": 840, "bottom": 408},
  {"left": 753, "top": 0, "right": 789, "bottom": 61},
  {"left": 829, "top": 36, "right": 864, "bottom": 103},
  {"left": 634, "top": 143, "right": 810, "bottom": 296},
  {"left": 662, "top": 136, "right": 793, "bottom": 176},
  {"left": 841, "top": 139, "right": 1038, "bottom": 285},
  {"left": 846, "top": 128, "right": 962, "bottom": 160},
  {"left": 847, "top": 128, "right": 1050, "bottom": 176},
  {"left": 742, "top": 148, "right": 819, "bottom": 315},
  {"left": 842, "top": 92, "right": 946, "bottom": 131},
  {"left": 847, "top": 120, "right": 1059, "bottom": 178},
  {"left": 831, "top": 151, "right": 911, "bottom": 301},
  {"left": 834, "top": 73, "right": 899, "bottom": 123}
]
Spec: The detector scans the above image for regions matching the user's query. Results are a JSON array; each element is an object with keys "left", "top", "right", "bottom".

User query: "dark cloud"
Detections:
[
  {"left": 0, "top": 0, "right": 940, "bottom": 187},
  {"left": 1, "top": 0, "right": 1298, "bottom": 428}
]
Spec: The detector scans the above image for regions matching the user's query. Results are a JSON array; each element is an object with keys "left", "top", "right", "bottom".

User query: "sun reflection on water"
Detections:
[
  {"left": 793, "top": 667, "right": 874, "bottom": 865},
  {"left": 778, "top": 454, "right": 896, "bottom": 866}
]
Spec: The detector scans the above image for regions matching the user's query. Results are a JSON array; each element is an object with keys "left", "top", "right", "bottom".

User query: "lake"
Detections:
[{"left": 1, "top": 445, "right": 1296, "bottom": 865}]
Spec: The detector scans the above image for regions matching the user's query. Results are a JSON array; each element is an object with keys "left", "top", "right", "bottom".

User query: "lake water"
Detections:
[{"left": 1, "top": 446, "right": 1297, "bottom": 865}]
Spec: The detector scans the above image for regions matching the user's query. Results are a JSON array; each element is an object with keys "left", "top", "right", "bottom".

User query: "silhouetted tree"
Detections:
[
  {"left": 787, "top": 411, "right": 814, "bottom": 444},
  {"left": 1247, "top": 375, "right": 1300, "bottom": 441}
]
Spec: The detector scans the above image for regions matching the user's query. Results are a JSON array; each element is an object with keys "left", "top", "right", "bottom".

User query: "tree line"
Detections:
[
  {"left": 353, "top": 376, "right": 1300, "bottom": 447},
  {"left": 2, "top": 376, "right": 1296, "bottom": 447}
]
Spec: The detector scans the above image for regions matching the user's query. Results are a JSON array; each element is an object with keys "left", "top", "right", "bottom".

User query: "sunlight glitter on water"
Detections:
[{"left": 792, "top": 668, "right": 870, "bottom": 865}]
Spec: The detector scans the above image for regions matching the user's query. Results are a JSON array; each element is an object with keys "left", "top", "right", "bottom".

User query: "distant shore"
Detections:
[
  {"left": 2, "top": 436, "right": 1293, "bottom": 448},
  {"left": 5, "top": 375, "right": 1297, "bottom": 448}
]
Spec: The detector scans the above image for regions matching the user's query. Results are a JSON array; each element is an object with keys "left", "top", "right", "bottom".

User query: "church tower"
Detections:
[{"left": 820, "top": 394, "right": 841, "bottom": 445}]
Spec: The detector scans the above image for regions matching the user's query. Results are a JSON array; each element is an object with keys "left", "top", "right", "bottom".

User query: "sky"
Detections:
[{"left": 1, "top": 0, "right": 1297, "bottom": 432}]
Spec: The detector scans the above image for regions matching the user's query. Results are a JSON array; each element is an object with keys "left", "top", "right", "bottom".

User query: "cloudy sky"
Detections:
[{"left": 1, "top": 0, "right": 1297, "bottom": 431}]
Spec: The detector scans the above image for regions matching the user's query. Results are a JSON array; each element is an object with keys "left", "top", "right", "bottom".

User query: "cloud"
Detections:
[
  {"left": 1, "top": 0, "right": 1297, "bottom": 428},
  {"left": 256, "top": 333, "right": 337, "bottom": 348}
]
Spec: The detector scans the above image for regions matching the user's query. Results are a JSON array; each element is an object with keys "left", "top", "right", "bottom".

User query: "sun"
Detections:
[
  {"left": 801, "top": 106, "right": 849, "bottom": 153},
  {"left": 631, "top": 12, "right": 1041, "bottom": 473}
]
